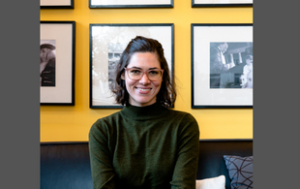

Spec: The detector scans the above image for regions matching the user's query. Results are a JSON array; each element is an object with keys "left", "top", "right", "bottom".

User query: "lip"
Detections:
[{"left": 135, "top": 87, "right": 152, "bottom": 94}]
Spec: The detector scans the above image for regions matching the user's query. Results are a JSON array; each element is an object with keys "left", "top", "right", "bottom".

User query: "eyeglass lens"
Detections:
[{"left": 127, "top": 69, "right": 162, "bottom": 80}]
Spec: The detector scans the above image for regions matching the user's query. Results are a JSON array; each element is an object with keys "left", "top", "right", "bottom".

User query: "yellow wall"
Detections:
[{"left": 40, "top": 0, "right": 253, "bottom": 142}]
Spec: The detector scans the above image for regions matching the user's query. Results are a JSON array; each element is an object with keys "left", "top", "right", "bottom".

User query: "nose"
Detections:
[{"left": 139, "top": 72, "right": 150, "bottom": 85}]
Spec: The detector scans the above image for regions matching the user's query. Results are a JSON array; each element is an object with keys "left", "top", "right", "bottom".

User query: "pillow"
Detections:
[
  {"left": 196, "top": 175, "right": 225, "bottom": 189},
  {"left": 223, "top": 155, "right": 253, "bottom": 189}
]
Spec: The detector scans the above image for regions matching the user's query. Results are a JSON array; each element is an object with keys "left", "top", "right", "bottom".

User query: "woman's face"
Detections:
[
  {"left": 121, "top": 52, "right": 163, "bottom": 107},
  {"left": 40, "top": 48, "right": 49, "bottom": 62}
]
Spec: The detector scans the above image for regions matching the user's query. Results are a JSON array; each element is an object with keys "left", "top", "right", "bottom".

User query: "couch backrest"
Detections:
[
  {"left": 40, "top": 143, "right": 93, "bottom": 189},
  {"left": 41, "top": 139, "right": 252, "bottom": 189},
  {"left": 197, "top": 139, "right": 253, "bottom": 189}
]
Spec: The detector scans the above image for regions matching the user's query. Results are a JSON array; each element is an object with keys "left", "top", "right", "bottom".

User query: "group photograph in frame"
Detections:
[
  {"left": 40, "top": 0, "right": 74, "bottom": 9},
  {"left": 40, "top": 21, "right": 75, "bottom": 105},
  {"left": 90, "top": 24, "right": 174, "bottom": 108},
  {"left": 192, "top": 24, "right": 253, "bottom": 108},
  {"left": 192, "top": 0, "right": 252, "bottom": 7},
  {"left": 89, "top": 0, "right": 173, "bottom": 8}
]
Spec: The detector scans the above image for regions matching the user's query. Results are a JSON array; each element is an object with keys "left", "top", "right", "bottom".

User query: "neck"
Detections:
[{"left": 121, "top": 102, "right": 168, "bottom": 120}]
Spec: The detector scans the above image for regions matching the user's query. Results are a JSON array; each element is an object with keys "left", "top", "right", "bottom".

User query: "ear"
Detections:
[{"left": 121, "top": 73, "right": 125, "bottom": 80}]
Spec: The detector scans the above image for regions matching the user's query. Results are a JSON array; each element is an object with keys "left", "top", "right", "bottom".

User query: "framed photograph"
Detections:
[
  {"left": 89, "top": 0, "right": 173, "bottom": 8},
  {"left": 192, "top": 0, "right": 252, "bottom": 7},
  {"left": 40, "top": 0, "right": 74, "bottom": 9},
  {"left": 90, "top": 24, "right": 174, "bottom": 108},
  {"left": 191, "top": 24, "right": 253, "bottom": 108},
  {"left": 40, "top": 21, "right": 75, "bottom": 105}
]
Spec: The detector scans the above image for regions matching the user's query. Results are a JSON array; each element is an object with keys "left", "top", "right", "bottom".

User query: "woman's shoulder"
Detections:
[
  {"left": 90, "top": 111, "right": 122, "bottom": 132},
  {"left": 165, "top": 109, "right": 199, "bottom": 134},
  {"left": 167, "top": 108, "right": 195, "bottom": 118},
  {"left": 88, "top": 112, "right": 123, "bottom": 146},
  {"left": 164, "top": 109, "right": 197, "bottom": 124}
]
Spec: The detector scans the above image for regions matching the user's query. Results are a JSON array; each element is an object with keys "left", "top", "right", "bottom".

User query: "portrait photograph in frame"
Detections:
[
  {"left": 40, "top": 0, "right": 74, "bottom": 9},
  {"left": 40, "top": 21, "right": 75, "bottom": 105},
  {"left": 89, "top": 0, "right": 173, "bottom": 8},
  {"left": 192, "top": 0, "right": 252, "bottom": 7},
  {"left": 191, "top": 24, "right": 253, "bottom": 108},
  {"left": 90, "top": 24, "right": 174, "bottom": 108}
]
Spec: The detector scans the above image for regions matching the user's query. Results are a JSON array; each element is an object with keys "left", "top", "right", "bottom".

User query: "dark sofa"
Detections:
[{"left": 40, "top": 139, "right": 252, "bottom": 189}]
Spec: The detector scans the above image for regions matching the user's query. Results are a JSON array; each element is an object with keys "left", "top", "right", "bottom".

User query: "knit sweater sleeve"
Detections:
[
  {"left": 89, "top": 119, "right": 116, "bottom": 189},
  {"left": 170, "top": 113, "right": 200, "bottom": 189}
]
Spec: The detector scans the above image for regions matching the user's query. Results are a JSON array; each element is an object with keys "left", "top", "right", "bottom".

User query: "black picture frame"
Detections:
[
  {"left": 191, "top": 23, "right": 253, "bottom": 108},
  {"left": 40, "top": 21, "right": 75, "bottom": 105},
  {"left": 40, "top": 0, "right": 74, "bottom": 9},
  {"left": 90, "top": 23, "right": 174, "bottom": 108},
  {"left": 192, "top": 0, "right": 252, "bottom": 7},
  {"left": 89, "top": 0, "right": 173, "bottom": 8}
]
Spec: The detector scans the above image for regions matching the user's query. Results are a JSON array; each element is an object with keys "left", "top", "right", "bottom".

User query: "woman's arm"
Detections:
[
  {"left": 89, "top": 121, "right": 116, "bottom": 189},
  {"left": 170, "top": 113, "right": 200, "bottom": 189}
]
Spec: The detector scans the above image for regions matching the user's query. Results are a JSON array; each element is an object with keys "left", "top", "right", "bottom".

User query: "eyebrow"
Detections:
[{"left": 130, "top": 66, "right": 160, "bottom": 70}]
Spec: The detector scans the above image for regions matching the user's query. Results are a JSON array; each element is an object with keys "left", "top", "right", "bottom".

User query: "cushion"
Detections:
[
  {"left": 196, "top": 175, "right": 225, "bottom": 189},
  {"left": 223, "top": 155, "right": 253, "bottom": 189}
]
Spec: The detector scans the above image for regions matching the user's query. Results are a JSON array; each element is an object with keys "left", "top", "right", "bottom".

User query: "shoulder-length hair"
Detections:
[{"left": 112, "top": 36, "right": 176, "bottom": 108}]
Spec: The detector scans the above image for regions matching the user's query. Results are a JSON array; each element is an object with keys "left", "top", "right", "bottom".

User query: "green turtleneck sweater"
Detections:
[{"left": 89, "top": 103, "right": 200, "bottom": 189}]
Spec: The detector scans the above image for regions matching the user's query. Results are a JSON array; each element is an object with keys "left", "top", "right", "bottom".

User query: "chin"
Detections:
[{"left": 130, "top": 97, "right": 156, "bottom": 107}]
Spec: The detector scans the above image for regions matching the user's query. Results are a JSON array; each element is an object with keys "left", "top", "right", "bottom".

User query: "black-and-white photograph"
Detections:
[
  {"left": 210, "top": 42, "right": 253, "bottom": 89},
  {"left": 108, "top": 43, "right": 126, "bottom": 90},
  {"left": 90, "top": 24, "right": 174, "bottom": 108},
  {"left": 40, "top": 40, "right": 56, "bottom": 87},
  {"left": 192, "top": 24, "right": 253, "bottom": 108},
  {"left": 40, "top": 21, "right": 75, "bottom": 105},
  {"left": 93, "top": 42, "right": 127, "bottom": 92}
]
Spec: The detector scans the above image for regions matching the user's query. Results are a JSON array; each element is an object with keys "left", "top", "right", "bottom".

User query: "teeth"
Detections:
[{"left": 139, "top": 88, "right": 150, "bottom": 91}]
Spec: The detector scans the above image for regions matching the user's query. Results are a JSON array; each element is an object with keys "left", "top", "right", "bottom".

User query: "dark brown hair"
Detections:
[{"left": 112, "top": 36, "right": 176, "bottom": 108}]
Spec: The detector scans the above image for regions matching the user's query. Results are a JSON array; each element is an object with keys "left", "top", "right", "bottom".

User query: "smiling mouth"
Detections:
[{"left": 136, "top": 87, "right": 151, "bottom": 92}]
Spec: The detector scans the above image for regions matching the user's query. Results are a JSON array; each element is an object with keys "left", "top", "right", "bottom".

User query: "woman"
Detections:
[
  {"left": 40, "top": 43, "right": 56, "bottom": 86},
  {"left": 89, "top": 36, "right": 200, "bottom": 189}
]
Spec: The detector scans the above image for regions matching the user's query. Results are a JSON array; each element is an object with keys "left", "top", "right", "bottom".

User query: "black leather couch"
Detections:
[{"left": 40, "top": 139, "right": 252, "bottom": 189}]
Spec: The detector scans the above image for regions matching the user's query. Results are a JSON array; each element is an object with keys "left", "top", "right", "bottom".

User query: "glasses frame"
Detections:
[{"left": 124, "top": 67, "right": 164, "bottom": 81}]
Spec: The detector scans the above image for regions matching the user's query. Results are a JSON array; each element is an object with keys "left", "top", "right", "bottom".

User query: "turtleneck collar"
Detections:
[{"left": 120, "top": 102, "right": 169, "bottom": 120}]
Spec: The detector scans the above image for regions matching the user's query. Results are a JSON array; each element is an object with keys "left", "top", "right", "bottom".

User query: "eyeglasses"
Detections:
[{"left": 124, "top": 67, "right": 164, "bottom": 81}]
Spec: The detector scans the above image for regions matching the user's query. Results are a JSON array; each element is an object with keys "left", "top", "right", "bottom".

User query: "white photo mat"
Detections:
[
  {"left": 40, "top": 0, "right": 72, "bottom": 6},
  {"left": 40, "top": 22, "right": 74, "bottom": 105},
  {"left": 192, "top": 0, "right": 252, "bottom": 6},
  {"left": 90, "top": 0, "right": 172, "bottom": 7},
  {"left": 90, "top": 24, "right": 174, "bottom": 108},
  {"left": 194, "top": 0, "right": 251, "bottom": 4},
  {"left": 192, "top": 24, "right": 253, "bottom": 107}
]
